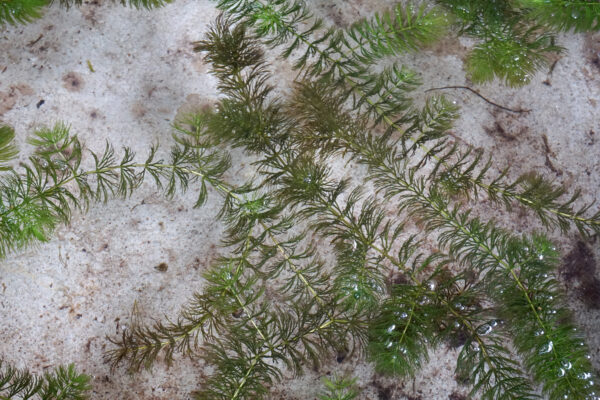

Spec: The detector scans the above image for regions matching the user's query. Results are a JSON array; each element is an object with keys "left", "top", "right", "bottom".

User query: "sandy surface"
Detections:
[{"left": 1, "top": 1, "right": 599, "bottom": 399}]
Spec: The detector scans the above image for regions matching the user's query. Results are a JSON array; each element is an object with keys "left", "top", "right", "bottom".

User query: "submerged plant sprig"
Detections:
[
  {"left": 0, "top": 0, "right": 169, "bottom": 26},
  {"left": 0, "top": 121, "right": 233, "bottom": 260},
  {"left": 0, "top": 360, "right": 91, "bottom": 400},
  {"left": 288, "top": 80, "right": 598, "bottom": 399},
  {"left": 189, "top": 18, "right": 541, "bottom": 399},
  {"left": 216, "top": 0, "right": 600, "bottom": 237}
]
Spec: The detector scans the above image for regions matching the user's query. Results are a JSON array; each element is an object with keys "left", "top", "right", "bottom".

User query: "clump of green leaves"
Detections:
[
  {"left": 0, "top": 360, "right": 90, "bottom": 400},
  {"left": 0, "top": 0, "right": 169, "bottom": 26},
  {"left": 105, "top": 8, "right": 598, "bottom": 399},
  {"left": 436, "top": 0, "right": 599, "bottom": 86},
  {"left": 318, "top": 375, "right": 359, "bottom": 400},
  {"left": 2, "top": 1, "right": 600, "bottom": 399}
]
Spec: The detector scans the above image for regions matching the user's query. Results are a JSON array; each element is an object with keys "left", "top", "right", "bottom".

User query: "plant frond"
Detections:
[
  {"left": 0, "top": 360, "right": 90, "bottom": 400},
  {"left": 347, "top": 3, "right": 449, "bottom": 61},
  {"left": 0, "top": 125, "right": 18, "bottom": 171},
  {"left": 518, "top": 0, "right": 600, "bottom": 32},
  {"left": 465, "top": 26, "right": 560, "bottom": 87},
  {"left": 0, "top": 0, "right": 47, "bottom": 25},
  {"left": 368, "top": 283, "right": 440, "bottom": 377},
  {"left": 318, "top": 375, "right": 359, "bottom": 400}
]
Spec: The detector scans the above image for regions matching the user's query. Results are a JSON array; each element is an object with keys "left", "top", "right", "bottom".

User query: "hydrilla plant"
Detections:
[
  {"left": 0, "top": 360, "right": 90, "bottom": 400},
  {"left": 106, "top": 5, "right": 598, "bottom": 399},
  {"left": 0, "top": 0, "right": 168, "bottom": 26},
  {"left": 1, "top": 0, "right": 600, "bottom": 399}
]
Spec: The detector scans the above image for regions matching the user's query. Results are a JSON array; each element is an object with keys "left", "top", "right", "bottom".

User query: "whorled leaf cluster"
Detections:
[
  {"left": 0, "top": 360, "right": 90, "bottom": 400},
  {"left": 103, "top": 7, "right": 599, "bottom": 399},
  {"left": 0, "top": 0, "right": 168, "bottom": 26},
  {"left": 1, "top": 0, "right": 599, "bottom": 399}
]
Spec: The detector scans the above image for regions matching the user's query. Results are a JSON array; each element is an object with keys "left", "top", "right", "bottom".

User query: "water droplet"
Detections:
[
  {"left": 558, "top": 368, "right": 566, "bottom": 377},
  {"left": 387, "top": 324, "right": 396, "bottom": 333},
  {"left": 579, "top": 372, "right": 593, "bottom": 380},
  {"left": 400, "top": 312, "right": 408, "bottom": 319},
  {"left": 40, "top": 159, "right": 49, "bottom": 168},
  {"left": 477, "top": 324, "right": 492, "bottom": 336},
  {"left": 385, "top": 340, "right": 393, "bottom": 349},
  {"left": 399, "top": 346, "right": 408, "bottom": 354},
  {"left": 455, "top": 302, "right": 465, "bottom": 311},
  {"left": 453, "top": 321, "right": 461, "bottom": 329},
  {"left": 427, "top": 281, "right": 436, "bottom": 291},
  {"left": 539, "top": 341, "right": 554, "bottom": 354},
  {"left": 572, "top": 10, "right": 580, "bottom": 19},
  {"left": 538, "top": 254, "right": 544, "bottom": 260},
  {"left": 561, "top": 360, "right": 572, "bottom": 370}
]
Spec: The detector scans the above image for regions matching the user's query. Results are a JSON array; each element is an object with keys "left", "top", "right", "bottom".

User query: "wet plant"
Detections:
[
  {"left": 0, "top": 0, "right": 168, "bottom": 26},
  {"left": 1, "top": 0, "right": 599, "bottom": 399},
  {"left": 107, "top": 8, "right": 599, "bottom": 399},
  {"left": 0, "top": 360, "right": 90, "bottom": 400}
]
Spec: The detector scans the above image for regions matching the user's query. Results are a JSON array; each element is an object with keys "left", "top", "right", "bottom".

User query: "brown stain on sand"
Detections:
[
  {"left": 62, "top": 71, "right": 85, "bottom": 92},
  {"left": 0, "top": 83, "right": 34, "bottom": 116}
]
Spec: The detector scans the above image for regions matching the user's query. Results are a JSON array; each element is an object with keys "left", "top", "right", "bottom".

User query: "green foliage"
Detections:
[
  {"left": 0, "top": 121, "right": 228, "bottom": 259},
  {"left": 0, "top": 0, "right": 168, "bottom": 26},
  {"left": 0, "top": 360, "right": 90, "bottom": 400},
  {"left": 346, "top": 3, "right": 450, "bottom": 60},
  {"left": 219, "top": 0, "right": 600, "bottom": 236},
  {"left": 0, "top": 0, "right": 47, "bottom": 26},
  {"left": 107, "top": 14, "right": 547, "bottom": 399},
  {"left": 100, "top": 6, "right": 596, "bottom": 399},
  {"left": 435, "top": 0, "right": 600, "bottom": 86},
  {"left": 437, "top": 0, "right": 563, "bottom": 86},
  {"left": 2, "top": 1, "right": 600, "bottom": 399},
  {"left": 318, "top": 375, "right": 359, "bottom": 400},
  {"left": 0, "top": 126, "right": 18, "bottom": 171},
  {"left": 517, "top": 0, "right": 600, "bottom": 32}
]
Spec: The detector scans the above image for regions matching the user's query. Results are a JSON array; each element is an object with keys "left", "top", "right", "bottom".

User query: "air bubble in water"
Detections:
[
  {"left": 539, "top": 341, "right": 554, "bottom": 354},
  {"left": 477, "top": 324, "right": 492, "bottom": 336}
]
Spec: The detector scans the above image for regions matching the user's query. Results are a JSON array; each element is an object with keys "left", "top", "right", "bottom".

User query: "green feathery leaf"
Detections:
[
  {"left": 0, "top": 125, "right": 18, "bottom": 171},
  {"left": 0, "top": 360, "right": 90, "bottom": 400}
]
